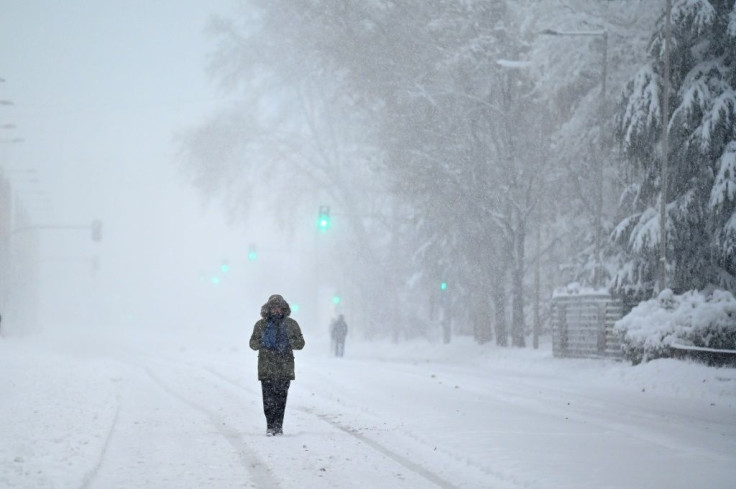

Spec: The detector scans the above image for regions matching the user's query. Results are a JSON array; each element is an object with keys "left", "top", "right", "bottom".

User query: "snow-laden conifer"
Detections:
[{"left": 613, "top": 0, "right": 736, "bottom": 296}]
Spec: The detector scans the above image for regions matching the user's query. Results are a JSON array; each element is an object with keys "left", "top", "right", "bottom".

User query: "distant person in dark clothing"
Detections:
[
  {"left": 249, "top": 294, "right": 305, "bottom": 436},
  {"left": 330, "top": 314, "right": 348, "bottom": 357}
]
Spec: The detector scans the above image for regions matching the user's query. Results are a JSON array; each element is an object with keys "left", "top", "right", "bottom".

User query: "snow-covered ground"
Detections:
[{"left": 1, "top": 323, "right": 735, "bottom": 489}]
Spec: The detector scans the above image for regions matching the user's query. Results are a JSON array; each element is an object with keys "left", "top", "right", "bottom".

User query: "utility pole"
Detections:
[
  {"left": 658, "top": 0, "right": 672, "bottom": 293},
  {"left": 594, "top": 31, "right": 608, "bottom": 288}
]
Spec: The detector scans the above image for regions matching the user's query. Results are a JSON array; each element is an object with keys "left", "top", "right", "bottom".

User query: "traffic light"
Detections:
[
  {"left": 440, "top": 282, "right": 447, "bottom": 291},
  {"left": 332, "top": 295, "right": 341, "bottom": 305},
  {"left": 91, "top": 219, "right": 103, "bottom": 242},
  {"left": 220, "top": 260, "right": 230, "bottom": 273},
  {"left": 248, "top": 243, "right": 257, "bottom": 261},
  {"left": 317, "top": 205, "right": 331, "bottom": 232}
]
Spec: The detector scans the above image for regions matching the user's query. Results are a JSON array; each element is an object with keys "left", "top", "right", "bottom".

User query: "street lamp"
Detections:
[
  {"left": 541, "top": 28, "right": 608, "bottom": 288},
  {"left": 0, "top": 116, "right": 21, "bottom": 145},
  {"left": 496, "top": 59, "right": 532, "bottom": 69}
]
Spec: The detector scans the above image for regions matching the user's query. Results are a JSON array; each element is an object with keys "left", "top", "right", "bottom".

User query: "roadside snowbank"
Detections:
[
  {"left": 615, "top": 288, "right": 736, "bottom": 363},
  {"left": 342, "top": 335, "right": 736, "bottom": 404}
]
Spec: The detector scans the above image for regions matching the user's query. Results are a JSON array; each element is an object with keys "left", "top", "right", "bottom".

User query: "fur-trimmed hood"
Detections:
[{"left": 260, "top": 294, "right": 291, "bottom": 318}]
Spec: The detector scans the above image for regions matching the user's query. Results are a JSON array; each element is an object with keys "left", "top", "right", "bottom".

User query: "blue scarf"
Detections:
[{"left": 261, "top": 317, "right": 290, "bottom": 353}]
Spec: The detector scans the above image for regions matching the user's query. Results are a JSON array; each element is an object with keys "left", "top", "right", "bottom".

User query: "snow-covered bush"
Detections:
[{"left": 614, "top": 289, "right": 736, "bottom": 364}]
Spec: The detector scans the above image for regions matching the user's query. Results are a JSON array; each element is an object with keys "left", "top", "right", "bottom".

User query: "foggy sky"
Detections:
[{"left": 0, "top": 1, "right": 295, "bottom": 334}]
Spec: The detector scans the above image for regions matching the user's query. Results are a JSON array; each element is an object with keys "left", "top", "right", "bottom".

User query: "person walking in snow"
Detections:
[
  {"left": 249, "top": 294, "right": 305, "bottom": 436},
  {"left": 330, "top": 314, "right": 348, "bottom": 357}
]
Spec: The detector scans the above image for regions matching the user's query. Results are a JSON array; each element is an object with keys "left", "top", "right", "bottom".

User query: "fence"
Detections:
[
  {"left": 669, "top": 343, "right": 736, "bottom": 368},
  {"left": 551, "top": 293, "right": 623, "bottom": 359}
]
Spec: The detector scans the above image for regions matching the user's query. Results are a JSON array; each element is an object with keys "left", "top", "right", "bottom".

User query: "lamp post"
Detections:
[{"left": 542, "top": 28, "right": 608, "bottom": 288}]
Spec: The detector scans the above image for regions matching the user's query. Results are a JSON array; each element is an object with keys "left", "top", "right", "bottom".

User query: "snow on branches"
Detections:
[{"left": 612, "top": 0, "right": 736, "bottom": 294}]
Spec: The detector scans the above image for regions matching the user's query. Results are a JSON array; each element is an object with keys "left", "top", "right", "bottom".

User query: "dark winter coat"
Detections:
[
  {"left": 249, "top": 295, "right": 305, "bottom": 380},
  {"left": 331, "top": 317, "right": 348, "bottom": 340}
]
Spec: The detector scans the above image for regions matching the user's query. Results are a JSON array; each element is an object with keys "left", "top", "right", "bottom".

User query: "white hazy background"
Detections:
[
  {"left": 0, "top": 1, "right": 307, "bottom": 337},
  {"left": 2, "top": 5, "right": 736, "bottom": 489}
]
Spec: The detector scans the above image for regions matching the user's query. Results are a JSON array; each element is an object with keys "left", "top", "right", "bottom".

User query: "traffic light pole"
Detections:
[
  {"left": 11, "top": 220, "right": 102, "bottom": 239},
  {"left": 11, "top": 224, "right": 91, "bottom": 235}
]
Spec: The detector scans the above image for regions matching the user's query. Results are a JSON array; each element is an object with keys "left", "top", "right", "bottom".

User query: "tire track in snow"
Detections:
[
  {"left": 77, "top": 399, "right": 121, "bottom": 489},
  {"left": 201, "top": 366, "right": 463, "bottom": 489},
  {"left": 303, "top": 363, "right": 539, "bottom": 489},
  {"left": 303, "top": 407, "right": 461, "bottom": 489},
  {"left": 440, "top": 366, "right": 736, "bottom": 463},
  {"left": 144, "top": 367, "right": 280, "bottom": 489}
]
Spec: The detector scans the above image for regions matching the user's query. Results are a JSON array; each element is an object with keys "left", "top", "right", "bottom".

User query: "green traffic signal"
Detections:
[
  {"left": 332, "top": 295, "right": 341, "bottom": 304},
  {"left": 440, "top": 282, "right": 447, "bottom": 291},
  {"left": 248, "top": 243, "right": 257, "bottom": 261},
  {"left": 317, "top": 205, "right": 331, "bottom": 232},
  {"left": 220, "top": 263, "right": 230, "bottom": 273}
]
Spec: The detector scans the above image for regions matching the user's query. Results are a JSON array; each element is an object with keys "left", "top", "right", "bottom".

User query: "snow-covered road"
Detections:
[{"left": 1, "top": 327, "right": 734, "bottom": 488}]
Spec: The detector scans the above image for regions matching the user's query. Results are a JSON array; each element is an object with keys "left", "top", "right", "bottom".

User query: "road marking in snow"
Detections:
[{"left": 144, "top": 367, "right": 280, "bottom": 489}]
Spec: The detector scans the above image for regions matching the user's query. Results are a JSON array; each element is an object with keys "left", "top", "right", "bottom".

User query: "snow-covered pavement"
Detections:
[{"left": 1, "top": 325, "right": 735, "bottom": 488}]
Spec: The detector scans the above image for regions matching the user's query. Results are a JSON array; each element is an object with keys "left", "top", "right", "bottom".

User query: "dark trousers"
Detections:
[
  {"left": 334, "top": 339, "right": 345, "bottom": 357},
  {"left": 261, "top": 379, "right": 290, "bottom": 430}
]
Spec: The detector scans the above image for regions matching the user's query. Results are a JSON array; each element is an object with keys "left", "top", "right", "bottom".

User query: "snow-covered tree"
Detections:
[
  {"left": 180, "top": 0, "right": 667, "bottom": 344},
  {"left": 613, "top": 0, "right": 736, "bottom": 297}
]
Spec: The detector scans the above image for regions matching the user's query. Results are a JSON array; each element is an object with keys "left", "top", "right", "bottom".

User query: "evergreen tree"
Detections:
[{"left": 613, "top": 0, "right": 736, "bottom": 296}]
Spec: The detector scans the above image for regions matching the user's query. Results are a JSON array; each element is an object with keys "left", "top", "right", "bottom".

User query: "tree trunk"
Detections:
[
  {"left": 511, "top": 221, "right": 526, "bottom": 347},
  {"left": 493, "top": 254, "right": 508, "bottom": 346},
  {"left": 473, "top": 299, "right": 493, "bottom": 344},
  {"left": 533, "top": 221, "right": 541, "bottom": 349}
]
